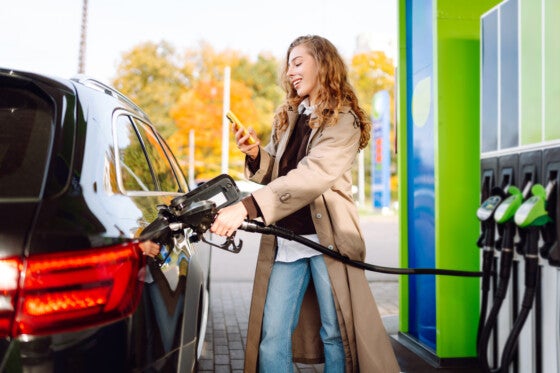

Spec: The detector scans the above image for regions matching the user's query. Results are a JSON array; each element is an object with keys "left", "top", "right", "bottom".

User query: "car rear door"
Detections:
[
  {"left": 0, "top": 74, "right": 61, "bottom": 338},
  {"left": 113, "top": 112, "right": 209, "bottom": 370}
]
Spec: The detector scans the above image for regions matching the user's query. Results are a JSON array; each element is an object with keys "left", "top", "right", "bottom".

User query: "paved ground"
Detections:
[
  {"left": 198, "top": 280, "right": 399, "bottom": 373},
  {"left": 198, "top": 211, "right": 401, "bottom": 373}
]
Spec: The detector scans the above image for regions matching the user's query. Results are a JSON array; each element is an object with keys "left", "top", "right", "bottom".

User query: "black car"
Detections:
[{"left": 0, "top": 68, "right": 211, "bottom": 372}]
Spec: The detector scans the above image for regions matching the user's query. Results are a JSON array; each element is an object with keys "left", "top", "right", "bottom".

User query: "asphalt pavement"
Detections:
[{"left": 198, "top": 211, "right": 400, "bottom": 373}]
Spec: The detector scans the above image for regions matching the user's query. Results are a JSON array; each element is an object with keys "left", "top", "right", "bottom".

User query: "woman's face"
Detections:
[{"left": 287, "top": 45, "right": 320, "bottom": 105}]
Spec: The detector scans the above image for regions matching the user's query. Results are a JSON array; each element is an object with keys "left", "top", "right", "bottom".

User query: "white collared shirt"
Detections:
[
  {"left": 275, "top": 235, "right": 321, "bottom": 262},
  {"left": 275, "top": 98, "right": 321, "bottom": 262},
  {"left": 298, "top": 97, "right": 315, "bottom": 115}
]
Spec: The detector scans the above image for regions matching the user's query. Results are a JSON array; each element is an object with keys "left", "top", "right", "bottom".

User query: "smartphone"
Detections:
[{"left": 226, "top": 110, "right": 256, "bottom": 145}]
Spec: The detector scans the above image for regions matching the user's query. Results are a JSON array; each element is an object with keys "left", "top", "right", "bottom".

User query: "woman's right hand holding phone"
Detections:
[{"left": 234, "top": 125, "right": 260, "bottom": 160}]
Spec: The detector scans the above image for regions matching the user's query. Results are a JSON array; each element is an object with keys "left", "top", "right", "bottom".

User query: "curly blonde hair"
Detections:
[{"left": 274, "top": 35, "right": 371, "bottom": 150}]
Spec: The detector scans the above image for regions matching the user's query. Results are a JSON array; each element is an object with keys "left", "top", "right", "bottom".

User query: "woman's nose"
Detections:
[{"left": 287, "top": 66, "right": 294, "bottom": 77}]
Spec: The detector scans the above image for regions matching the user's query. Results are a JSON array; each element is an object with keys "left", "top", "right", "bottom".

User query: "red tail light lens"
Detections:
[
  {"left": 4, "top": 242, "right": 146, "bottom": 337},
  {"left": 0, "top": 258, "right": 21, "bottom": 337}
]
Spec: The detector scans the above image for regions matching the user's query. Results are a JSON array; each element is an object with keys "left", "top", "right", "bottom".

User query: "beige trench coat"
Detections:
[{"left": 242, "top": 106, "right": 400, "bottom": 372}]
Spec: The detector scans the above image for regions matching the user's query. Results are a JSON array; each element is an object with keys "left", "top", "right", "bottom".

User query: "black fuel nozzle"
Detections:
[
  {"left": 139, "top": 200, "right": 218, "bottom": 244},
  {"left": 139, "top": 204, "right": 177, "bottom": 243},
  {"left": 138, "top": 174, "right": 245, "bottom": 256},
  {"left": 171, "top": 199, "right": 217, "bottom": 234},
  {"left": 476, "top": 187, "right": 506, "bottom": 305},
  {"left": 174, "top": 199, "right": 247, "bottom": 253},
  {"left": 513, "top": 180, "right": 534, "bottom": 256},
  {"left": 514, "top": 228, "right": 528, "bottom": 256},
  {"left": 492, "top": 185, "right": 523, "bottom": 291}
]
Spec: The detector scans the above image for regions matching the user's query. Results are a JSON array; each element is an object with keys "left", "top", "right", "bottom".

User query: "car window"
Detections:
[
  {"left": 0, "top": 85, "right": 53, "bottom": 199},
  {"left": 132, "top": 118, "right": 181, "bottom": 193},
  {"left": 159, "top": 137, "right": 189, "bottom": 192},
  {"left": 115, "top": 115, "right": 156, "bottom": 192}
]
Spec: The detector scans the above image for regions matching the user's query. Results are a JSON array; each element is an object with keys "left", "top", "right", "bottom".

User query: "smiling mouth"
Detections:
[{"left": 292, "top": 78, "right": 302, "bottom": 89}]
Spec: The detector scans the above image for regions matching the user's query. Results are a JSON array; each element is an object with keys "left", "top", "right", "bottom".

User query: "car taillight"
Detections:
[
  {"left": 0, "top": 258, "right": 21, "bottom": 338},
  {"left": 0, "top": 242, "right": 146, "bottom": 338}
]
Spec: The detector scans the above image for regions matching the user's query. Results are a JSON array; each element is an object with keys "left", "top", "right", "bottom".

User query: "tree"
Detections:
[
  {"left": 113, "top": 40, "right": 399, "bottom": 196},
  {"left": 167, "top": 44, "right": 273, "bottom": 180},
  {"left": 349, "top": 50, "right": 395, "bottom": 117},
  {"left": 112, "top": 41, "right": 190, "bottom": 138},
  {"left": 349, "top": 51, "right": 397, "bottom": 203},
  {"left": 234, "top": 53, "right": 283, "bottom": 143}
]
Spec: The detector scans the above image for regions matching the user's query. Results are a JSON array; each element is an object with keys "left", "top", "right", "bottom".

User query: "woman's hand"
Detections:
[
  {"left": 234, "top": 125, "right": 260, "bottom": 160},
  {"left": 210, "top": 202, "right": 248, "bottom": 237},
  {"left": 138, "top": 240, "right": 161, "bottom": 258}
]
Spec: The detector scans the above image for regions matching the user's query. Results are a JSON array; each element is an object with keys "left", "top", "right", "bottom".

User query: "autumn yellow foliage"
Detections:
[{"left": 112, "top": 40, "right": 397, "bottom": 200}]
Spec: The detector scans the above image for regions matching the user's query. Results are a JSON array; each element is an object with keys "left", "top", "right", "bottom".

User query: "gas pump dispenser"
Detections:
[
  {"left": 477, "top": 186, "right": 523, "bottom": 373},
  {"left": 475, "top": 162, "right": 560, "bottom": 372},
  {"left": 493, "top": 183, "right": 553, "bottom": 372}
]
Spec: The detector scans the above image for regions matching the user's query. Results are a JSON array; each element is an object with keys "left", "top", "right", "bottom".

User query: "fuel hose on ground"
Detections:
[{"left": 240, "top": 220, "right": 482, "bottom": 277}]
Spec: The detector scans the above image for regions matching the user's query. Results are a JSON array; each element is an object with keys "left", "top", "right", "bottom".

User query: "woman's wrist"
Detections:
[{"left": 248, "top": 147, "right": 259, "bottom": 160}]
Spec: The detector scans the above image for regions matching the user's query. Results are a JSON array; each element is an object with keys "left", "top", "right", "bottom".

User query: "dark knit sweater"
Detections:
[{"left": 242, "top": 113, "right": 316, "bottom": 235}]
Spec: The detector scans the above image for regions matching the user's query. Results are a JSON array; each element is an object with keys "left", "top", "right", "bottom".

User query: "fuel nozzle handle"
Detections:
[
  {"left": 514, "top": 183, "right": 552, "bottom": 255},
  {"left": 494, "top": 185, "right": 523, "bottom": 250},
  {"left": 477, "top": 187, "right": 506, "bottom": 250},
  {"left": 514, "top": 184, "right": 551, "bottom": 229}
]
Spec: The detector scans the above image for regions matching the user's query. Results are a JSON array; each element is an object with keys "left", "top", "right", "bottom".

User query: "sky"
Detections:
[{"left": 1, "top": 0, "right": 397, "bottom": 85}]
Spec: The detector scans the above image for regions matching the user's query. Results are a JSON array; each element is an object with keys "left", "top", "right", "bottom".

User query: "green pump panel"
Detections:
[
  {"left": 478, "top": 2, "right": 560, "bottom": 371},
  {"left": 397, "top": 0, "right": 502, "bottom": 365},
  {"left": 398, "top": 0, "right": 560, "bottom": 370}
]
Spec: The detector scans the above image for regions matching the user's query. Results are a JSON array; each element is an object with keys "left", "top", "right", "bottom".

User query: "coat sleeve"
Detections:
[
  {"left": 244, "top": 146, "right": 274, "bottom": 185},
  {"left": 243, "top": 123, "right": 281, "bottom": 185},
  {"left": 252, "top": 111, "right": 361, "bottom": 225}
]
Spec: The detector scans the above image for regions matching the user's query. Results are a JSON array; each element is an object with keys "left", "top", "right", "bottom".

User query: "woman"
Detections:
[{"left": 210, "top": 35, "right": 399, "bottom": 373}]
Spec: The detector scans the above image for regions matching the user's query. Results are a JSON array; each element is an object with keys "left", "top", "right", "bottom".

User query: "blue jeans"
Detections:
[{"left": 259, "top": 255, "right": 345, "bottom": 373}]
